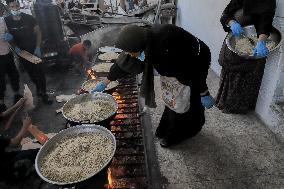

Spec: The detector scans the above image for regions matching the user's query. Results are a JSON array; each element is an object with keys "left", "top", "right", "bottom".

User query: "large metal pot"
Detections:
[
  {"left": 35, "top": 124, "right": 116, "bottom": 185},
  {"left": 62, "top": 92, "right": 118, "bottom": 124},
  {"left": 226, "top": 25, "right": 283, "bottom": 59}
]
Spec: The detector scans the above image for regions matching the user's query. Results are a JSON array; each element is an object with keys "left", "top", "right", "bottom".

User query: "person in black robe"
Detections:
[
  {"left": 91, "top": 24, "right": 215, "bottom": 147},
  {"left": 216, "top": 0, "right": 276, "bottom": 114}
]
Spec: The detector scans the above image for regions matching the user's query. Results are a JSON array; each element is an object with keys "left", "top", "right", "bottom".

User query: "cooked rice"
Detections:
[
  {"left": 40, "top": 132, "right": 114, "bottom": 183},
  {"left": 83, "top": 80, "right": 119, "bottom": 92},
  {"left": 64, "top": 99, "right": 116, "bottom": 122},
  {"left": 93, "top": 63, "right": 114, "bottom": 72},
  {"left": 98, "top": 52, "right": 119, "bottom": 61},
  {"left": 235, "top": 36, "right": 276, "bottom": 55}
]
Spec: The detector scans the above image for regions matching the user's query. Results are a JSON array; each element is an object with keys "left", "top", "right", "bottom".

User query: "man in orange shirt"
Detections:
[{"left": 69, "top": 40, "right": 92, "bottom": 73}]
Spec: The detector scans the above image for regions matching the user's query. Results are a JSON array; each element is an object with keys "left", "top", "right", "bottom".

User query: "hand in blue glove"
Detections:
[
  {"left": 3, "top": 32, "right": 13, "bottom": 42},
  {"left": 201, "top": 95, "right": 215, "bottom": 109},
  {"left": 137, "top": 51, "right": 145, "bottom": 61},
  {"left": 90, "top": 81, "right": 107, "bottom": 93},
  {"left": 33, "top": 47, "right": 41, "bottom": 58},
  {"left": 229, "top": 20, "right": 244, "bottom": 37},
  {"left": 14, "top": 47, "right": 22, "bottom": 54},
  {"left": 253, "top": 40, "right": 269, "bottom": 58}
]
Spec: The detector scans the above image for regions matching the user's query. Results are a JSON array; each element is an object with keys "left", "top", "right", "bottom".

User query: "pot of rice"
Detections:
[
  {"left": 62, "top": 93, "right": 118, "bottom": 124},
  {"left": 35, "top": 124, "right": 116, "bottom": 185},
  {"left": 81, "top": 79, "right": 119, "bottom": 93},
  {"left": 226, "top": 25, "right": 283, "bottom": 59}
]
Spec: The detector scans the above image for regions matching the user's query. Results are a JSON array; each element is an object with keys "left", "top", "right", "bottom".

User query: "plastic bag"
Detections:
[
  {"left": 23, "top": 84, "right": 35, "bottom": 112},
  {"left": 160, "top": 76, "right": 191, "bottom": 114}
]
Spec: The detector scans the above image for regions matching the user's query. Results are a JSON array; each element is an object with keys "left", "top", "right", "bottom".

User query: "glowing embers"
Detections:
[
  {"left": 107, "top": 168, "right": 113, "bottom": 189},
  {"left": 87, "top": 68, "right": 96, "bottom": 80}
]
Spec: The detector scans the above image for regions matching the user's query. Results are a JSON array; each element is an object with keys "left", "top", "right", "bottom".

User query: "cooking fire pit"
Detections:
[{"left": 61, "top": 26, "right": 150, "bottom": 189}]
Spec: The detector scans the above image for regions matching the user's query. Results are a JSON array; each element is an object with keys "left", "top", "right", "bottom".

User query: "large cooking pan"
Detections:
[
  {"left": 35, "top": 124, "right": 116, "bottom": 185},
  {"left": 81, "top": 79, "right": 119, "bottom": 93},
  {"left": 62, "top": 92, "right": 118, "bottom": 125},
  {"left": 226, "top": 25, "right": 283, "bottom": 59}
]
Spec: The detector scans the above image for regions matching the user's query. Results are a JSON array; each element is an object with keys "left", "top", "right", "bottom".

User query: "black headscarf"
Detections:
[
  {"left": 244, "top": 0, "right": 276, "bottom": 14},
  {"left": 115, "top": 25, "right": 156, "bottom": 108},
  {"left": 115, "top": 25, "right": 148, "bottom": 53}
]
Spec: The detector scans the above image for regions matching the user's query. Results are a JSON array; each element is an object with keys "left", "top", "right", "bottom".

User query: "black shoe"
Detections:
[
  {"left": 155, "top": 126, "right": 166, "bottom": 138},
  {"left": 155, "top": 129, "right": 164, "bottom": 138},
  {"left": 40, "top": 94, "right": 53, "bottom": 105},
  {"left": 159, "top": 134, "right": 191, "bottom": 148},
  {"left": 0, "top": 103, "right": 7, "bottom": 113},
  {"left": 14, "top": 94, "right": 23, "bottom": 104},
  {"left": 159, "top": 138, "right": 170, "bottom": 148}
]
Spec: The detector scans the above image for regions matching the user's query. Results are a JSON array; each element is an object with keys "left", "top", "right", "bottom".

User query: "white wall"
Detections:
[
  {"left": 175, "top": 0, "right": 231, "bottom": 75},
  {"left": 276, "top": 0, "right": 284, "bottom": 17},
  {"left": 176, "top": 0, "right": 284, "bottom": 138},
  {"left": 255, "top": 0, "right": 284, "bottom": 138}
]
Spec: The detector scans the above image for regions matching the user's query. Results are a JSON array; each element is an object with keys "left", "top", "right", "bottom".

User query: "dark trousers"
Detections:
[
  {"left": 19, "top": 57, "right": 47, "bottom": 95},
  {"left": 70, "top": 54, "right": 88, "bottom": 75},
  {"left": 0, "top": 53, "right": 20, "bottom": 99},
  {"left": 156, "top": 89, "right": 205, "bottom": 141}
]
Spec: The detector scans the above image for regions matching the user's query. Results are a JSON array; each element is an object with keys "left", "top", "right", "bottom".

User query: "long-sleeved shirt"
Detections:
[
  {"left": 5, "top": 13, "right": 37, "bottom": 53},
  {"left": 220, "top": 0, "right": 276, "bottom": 36}
]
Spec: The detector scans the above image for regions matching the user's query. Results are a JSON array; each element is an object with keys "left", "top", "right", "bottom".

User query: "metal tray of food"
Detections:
[
  {"left": 81, "top": 79, "right": 119, "bottom": 93},
  {"left": 35, "top": 124, "right": 116, "bottom": 185},
  {"left": 226, "top": 25, "right": 283, "bottom": 59},
  {"left": 62, "top": 93, "right": 118, "bottom": 123},
  {"left": 92, "top": 62, "right": 114, "bottom": 73},
  {"left": 98, "top": 52, "right": 120, "bottom": 62},
  {"left": 98, "top": 46, "right": 122, "bottom": 53}
]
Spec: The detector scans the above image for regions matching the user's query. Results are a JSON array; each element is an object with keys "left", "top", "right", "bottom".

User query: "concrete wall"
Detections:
[
  {"left": 175, "top": 0, "right": 284, "bottom": 139},
  {"left": 175, "top": 0, "right": 230, "bottom": 75},
  {"left": 255, "top": 0, "right": 284, "bottom": 139}
]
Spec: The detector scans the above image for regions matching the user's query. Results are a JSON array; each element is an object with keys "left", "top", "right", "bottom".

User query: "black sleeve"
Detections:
[
  {"left": 4, "top": 16, "right": 13, "bottom": 32},
  {"left": 176, "top": 42, "right": 211, "bottom": 94},
  {"left": 0, "top": 137, "right": 10, "bottom": 152},
  {"left": 253, "top": 12, "right": 275, "bottom": 36},
  {"left": 107, "top": 63, "right": 130, "bottom": 81},
  {"left": 220, "top": 0, "right": 244, "bottom": 32},
  {"left": 196, "top": 66, "right": 210, "bottom": 94},
  {"left": 25, "top": 14, "right": 37, "bottom": 28},
  {"left": 175, "top": 64, "right": 209, "bottom": 94}
]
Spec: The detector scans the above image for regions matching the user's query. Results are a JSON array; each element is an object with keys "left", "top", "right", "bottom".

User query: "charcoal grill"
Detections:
[
  {"left": 62, "top": 24, "right": 150, "bottom": 187},
  {"left": 108, "top": 76, "right": 147, "bottom": 189},
  {"left": 64, "top": 74, "right": 148, "bottom": 188}
]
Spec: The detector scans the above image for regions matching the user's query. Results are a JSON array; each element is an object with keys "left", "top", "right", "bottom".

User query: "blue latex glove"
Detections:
[
  {"left": 15, "top": 47, "right": 22, "bottom": 54},
  {"left": 33, "top": 47, "right": 41, "bottom": 57},
  {"left": 3, "top": 32, "right": 13, "bottom": 42},
  {"left": 128, "top": 0, "right": 134, "bottom": 10},
  {"left": 229, "top": 20, "right": 244, "bottom": 37},
  {"left": 201, "top": 95, "right": 215, "bottom": 109},
  {"left": 137, "top": 51, "right": 145, "bottom": 61},
  {"left": 253, "top": 40, "right": 269, "bottom": 58},
  {"left": 90, "top": 81, "right": 107, "bottom": 93}
]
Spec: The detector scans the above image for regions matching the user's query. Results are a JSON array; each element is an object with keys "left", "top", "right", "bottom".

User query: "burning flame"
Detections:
[
  {"left": 116, "top": 100, "right": 124, "bottom": 104},
  {"left": 87, "top": 69, "right": 96, "bottom": 80},
  {"left": 114, "top": 95, "right": 121, "bottom": 100},
  {"left": 107, "top": 168, "right": 113, "bottom": 189}
]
